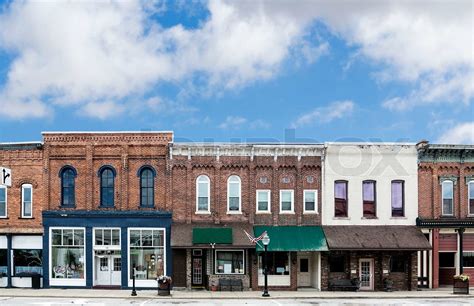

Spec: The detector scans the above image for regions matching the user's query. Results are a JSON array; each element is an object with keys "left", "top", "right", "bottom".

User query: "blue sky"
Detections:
[{"left": 0, "top": 0, "right": 472, "bottom": 144}]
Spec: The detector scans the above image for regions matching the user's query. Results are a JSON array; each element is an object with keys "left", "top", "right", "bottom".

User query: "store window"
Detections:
[
  {"left": 13, "top": 249, "right": 42, "bottom": 276},
  {"left": 439, "top": 252, "right": 456, "bottom": 268},
  {"left": 258, "top": 252, "right": 290, "bottom": 275},
  {"left": 129, "top": 229, "right": 165, "bottom": 280},
  {"left": 463, "top": 252, "right": 474, "bottom": 267},
  {"left": 94, "top": 228, "right": 120, "bottom": 246},
  {"left": 0, "top": 249, "right": 6, "bottom": 276},
  {"left": 215, "top": 250, "right": 244, "bottom": 274},
  {"left": 51, "top": 228, "right": 85, "bottom": 279},
  {"left": 390, "top": 255, "right": 406, "bottom": 272},
  {"left": 329, "top": 254, "right": 346, "bottom": 272}
]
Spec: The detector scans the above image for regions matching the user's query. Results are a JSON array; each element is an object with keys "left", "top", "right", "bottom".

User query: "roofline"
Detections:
[
  {"left": 42, "top": 131, "right": 174, "bottom": 134},
  {"left": 0, "top": 141, "right": 42, "bottom": 145},
  {"left": 325, "top": 142, "right": 416, "bottom": 146},
  {"left": 172, "top": 142, "right": 324, "bottom": 147},
  {"left": 423, "top": 144, "right": 474, "bottom": 150}
]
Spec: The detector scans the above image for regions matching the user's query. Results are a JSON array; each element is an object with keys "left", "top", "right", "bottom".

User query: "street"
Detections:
[{"left": 1, "top": 297, "right": 474, "bottom": 306}]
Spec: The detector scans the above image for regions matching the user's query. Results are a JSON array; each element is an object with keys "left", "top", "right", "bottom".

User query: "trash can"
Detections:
[{"left": 31, "top": 274, "right": 41, "bottom": 289}]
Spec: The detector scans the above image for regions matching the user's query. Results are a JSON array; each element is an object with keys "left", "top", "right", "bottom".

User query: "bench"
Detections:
[{"left": 328, "top": 278, "right": 360, "bottom": 291}]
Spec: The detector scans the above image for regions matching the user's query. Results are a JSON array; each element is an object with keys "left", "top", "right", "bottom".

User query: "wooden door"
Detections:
[{"left": 172, "top": 249, "right": 187, "bottom": 287}]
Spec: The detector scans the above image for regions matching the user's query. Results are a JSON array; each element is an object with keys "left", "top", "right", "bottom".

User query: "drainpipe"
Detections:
[{"left": 459, "top": 228, "right": 465, "bottom": 274}]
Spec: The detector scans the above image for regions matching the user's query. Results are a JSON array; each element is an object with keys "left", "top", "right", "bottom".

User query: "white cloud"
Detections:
[
  {"left": 79, "top": 101, "right": 125, "bottom": 120},
  {"left": 292, "top": 100, "right": 355, "bottom": 128},
  {"left": 218, "top": 116, "right": 269, "bottom": 130},
  {"left": 437, "top": 122, "right": 474, "bottom": 144}
]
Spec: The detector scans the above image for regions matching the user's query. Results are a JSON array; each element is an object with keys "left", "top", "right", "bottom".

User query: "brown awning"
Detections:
[
  {"left": 171, "top": 223, "right": 254, "bottom": 248},
  {"left": 323, "top": 226, "right": 431, "bottom": 251}
]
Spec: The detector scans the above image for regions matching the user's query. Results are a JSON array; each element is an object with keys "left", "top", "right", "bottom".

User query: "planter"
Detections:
[
  {"left": 158, "top": 282, "right": 171, "bottom": 296},
  {"left": 453, "top": 279, "right": 469, "bottom": 294}
]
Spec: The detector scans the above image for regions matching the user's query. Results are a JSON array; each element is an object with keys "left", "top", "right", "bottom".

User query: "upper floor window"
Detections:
[
  {"left": 303, "top": 190, "right": 318, "bottom": 213},
  {"left": 256, "top": 190, "right": 270, "bottom": 213},
  {"left": 99, "top": 166, "right": 115, "bottom": 207},
  {"left": 227, "top": 175, "right": 241, "bottom": 213},
  {"left": 196, "top": 175, "right": 210, "bottom": 212},
  {"left": 334, "top": 180, "right": 348, "bottom": 217},
  {"left": 442, "top": 180, "right": 454, "bottom": 216},
  {"left": 60, "top": 166, "right": 76, "bottom": 207},
  {"left": 139, "top": 166, "right": 155, "bottom": 207},
  {"left": 469, "top": 181, "right": 474, "bottom": 215},
  {"left": 280, "top": 190, "right": 294, "bottom": 213},
  {"left": 21, "top": 184, "right": 33, "bottom": 218},
  {"left": 362, "top": 180, "right": 376, "bottom": 218},
  {"left": 391, "top": 180, "right": 405, "bottom": 217},
  {"left": 0, "top": 186, "right": 6, "bottom": 218}
]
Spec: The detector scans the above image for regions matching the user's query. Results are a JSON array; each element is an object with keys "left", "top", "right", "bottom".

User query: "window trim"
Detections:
[
  {"left": 256, "top": 189, "right": 271, "bottom": 214},
  {"left": 139, "top": 166, "right": 155, "bottom": 208},
  {"left": 99, "top": 166, "right": 116, "bottom": 208},
  {"left": 0, "top": 185, "right": 7, "bottom": 218},
  {"left": 21, "top": 183, "right": 33, "bottom": 219},
  {"left": 334, "top": 180, "right": 348, "bottom": 218},
  {"left": 93, "top": 227, "right": 121, "bottom": 249},
  {"left": 196, "top": 175, "right": 211, "bottom": 214},
  {"left": 362, "top": 180, "right": 377, "bottom": 218},
  {"left": 214, "top": 249, "right": 245, "bottom": 275},
  {"left": 441, "top": 180, "right": 454, "bottom": 216},
  {"left": 468, "top": 180, "right": 474, "bottom": 216},
  {"left": 303, "top": 189, "right": 318, "bottom": 214},
  {"left": 391, "top": 180, "right": 405, "bottom": 217},
  {"left": 60, "top": 166, "right": 77, "bottom": 207},
  {"left": 227, "top": 175, "right": 242, "bottom": 214},
  {"left": 279, "top": 189, "right": 294, "bottom": 214}
]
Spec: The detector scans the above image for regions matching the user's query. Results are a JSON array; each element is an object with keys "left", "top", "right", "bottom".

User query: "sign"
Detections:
[{"left": 0, "top": 167, "right": 11, "bottom": 187}]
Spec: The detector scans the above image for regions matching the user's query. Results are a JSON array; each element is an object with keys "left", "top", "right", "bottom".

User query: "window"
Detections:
[
  {"left": 0, "top": 249, "right": 6, "bottom": 277},
  {"left": 227, "top": 175, "right": 241, "bottom": 213},
  {"left": 99, "top": 166, "right": 115, "bottom": 207},
  {"left": 329, "top": 254, "right": 346, "bottom": 272},
  {"left": 196, "top": 175, "right": 210, "bottom": 212},
  {"left": 258, "top": 252, "right": 289, "bottom": 275},
  {"left": 0, "top": 186, "right": 6, "bottom": 218},
  {"left": 463, "top": 252, "right": 474, "bottom": 267},
  {"left": 280, "top": 190, "right": 294, "bottom": 213},
  {"left": 469, "top": 181, "right": 474, "bottom": 215},
  {"left": 442, "top": 180, "right": 454, "bottom": 216},
  {"left": 303, "top": 190, "right": 318, "bottom": 213},
  {"left": 13, "top": 249, "right": 42, "bottom": 276},
  {"left": 129, "top": 228, "right": 165, "bottom": 280},
  {"left": 94, "top": 228, "right": 120, "bottom": 246},
  {"left": 391, "top": 180, "right": 405, "bottom": 217},
  {"left": 215, "top": 250, "right": 244, "bottom": 274},
  {"left": 334, "top": 181, "right": 348, "bottom": 217},
  {"left": 60, "top": 167, "right": 76, "bottom": 207},
  {"left": 139, "top": 167, "right": 155, "bottom": 207},
  {"left": 362, "top": 180, "right": 376, "bottom": 217},
  {"left": 390, "top": 255, "right": 406, "bottom": 272},
  {"left": 21, "top": 184, "right": 32, "bottom": 218},
  {"left": 51, "top": 228, "right": 85, "bottom": 279},
  {"left": 256, "top": 190, "right": 270, "bottom": 213},
  {"left": 439, "top": 252, "right": 455, "bottom": 268}
]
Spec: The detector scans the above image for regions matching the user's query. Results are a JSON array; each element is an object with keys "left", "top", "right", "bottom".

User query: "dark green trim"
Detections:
[{"left": 192, "top": 228, "right": 232, "bottom": 244}]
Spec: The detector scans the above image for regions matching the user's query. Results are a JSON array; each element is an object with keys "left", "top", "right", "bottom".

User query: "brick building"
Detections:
[
  {"left": 416, "top": 142, "right": 474, "bottom": 288},
  {"left": 169, "top": 143, "right": 327, "bottom": 291}
]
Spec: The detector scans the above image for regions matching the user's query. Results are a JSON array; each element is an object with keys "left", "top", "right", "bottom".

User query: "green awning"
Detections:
[
  {"left": 193, "top": 228, "right": 233, "bottom": 244},
  {"left": 254, "top": 226, "right": 328, "bottom": 252}
]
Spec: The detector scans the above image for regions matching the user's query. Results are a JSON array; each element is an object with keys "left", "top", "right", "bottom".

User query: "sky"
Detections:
[{"left": 0, "top": 0, "right": 472, "bottom": 144}]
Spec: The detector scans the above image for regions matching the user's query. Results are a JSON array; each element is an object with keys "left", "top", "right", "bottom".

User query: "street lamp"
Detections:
[{"left": 261, "top": 232, "right": 270, "bottom": 297}]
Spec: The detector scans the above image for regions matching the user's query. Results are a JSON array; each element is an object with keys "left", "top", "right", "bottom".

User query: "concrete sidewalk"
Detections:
[{"left": 0, "top": 288, "right": 472, "bottom": 299}]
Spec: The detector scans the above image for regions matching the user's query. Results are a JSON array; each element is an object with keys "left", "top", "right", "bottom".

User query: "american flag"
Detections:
[{"left": 244, "top": 230, "right": 267, "bottom": 244}]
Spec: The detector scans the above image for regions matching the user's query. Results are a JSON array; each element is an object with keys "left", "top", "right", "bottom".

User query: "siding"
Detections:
[{"left": 439, "top": 234, "right": 457, "bottom": 251}]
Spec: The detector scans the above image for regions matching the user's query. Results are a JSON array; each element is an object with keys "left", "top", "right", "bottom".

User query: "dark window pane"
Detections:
[
  {"left": 390, "top": 255, "right": 406, "bottom": 272},
  {"left": 334, "top": 181, "right": 347, "bottom": 217},
  {"left": 140, "top": 169, "right": 154, "bottom": 207},
  {"left": 300, "top": 258, "right": 309, "bottom": 273},
  {"left": 329, "top": 255, "right": 345, "bottom": 272},
  {"left": 439, "top": 252, "right": 455, "bottom": 268},
  {"left": 391, "top": 181, "right": 404, "bottom": 217},
  {"left": 13, "top": 249, "right": 43, "bottom": 276},
  {"left": 463, "top": 252, "right": 474, "bottom": 267}
]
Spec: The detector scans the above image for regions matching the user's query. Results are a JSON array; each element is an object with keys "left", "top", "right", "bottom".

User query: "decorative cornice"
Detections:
[
  {"left": 417, "top": 217, "right": 474, "bottom": 228},
  {"left": 418, "top": 145, "right": 474, "bottom": 163},
  {"left": 439, "top": 175, "right": 458, "bottom": 185}
]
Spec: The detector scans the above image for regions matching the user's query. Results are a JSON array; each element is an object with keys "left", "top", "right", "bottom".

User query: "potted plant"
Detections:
[
  {"left": 453, "top": 274, "right": 470, "bottom": 294},
  {"left": 383, "top": 278, "right": 394, "bottom": 292},
  {"left": 157, "top": 275, "right": 172, "bottom": 296},
  {"left": 210, "top": 279, "right": 218, "bottom": 291}
]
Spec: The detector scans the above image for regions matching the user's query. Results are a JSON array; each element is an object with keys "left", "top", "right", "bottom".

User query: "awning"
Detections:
[
  {"left": 193, "top": 228, "right": 232, "bottom": 244},
  {"left": 323, "top": 226, "right": 432, "bottom": 251},
  {"left": 171, "top": 223, "right": 254, "bottom": 248},
  {"left": 253, "top": 226, "right": 328, "bottom": 252}
]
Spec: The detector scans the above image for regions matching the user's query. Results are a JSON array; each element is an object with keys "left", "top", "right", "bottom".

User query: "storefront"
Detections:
[
  {"left": 42, "top": 210, "right": 171, "bottom": 288},
  {"left": 252, "top": 226, "right": 328, "bottom": 291}
]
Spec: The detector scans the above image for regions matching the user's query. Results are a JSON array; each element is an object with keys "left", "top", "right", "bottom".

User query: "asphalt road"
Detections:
[{"left": 0, "top": 297, "right": 474, "bottom": 306}]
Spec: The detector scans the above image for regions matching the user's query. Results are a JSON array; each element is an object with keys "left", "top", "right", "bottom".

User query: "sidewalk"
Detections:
[{"left": 0, "top": 288, "right": 472, "bottom": 299}]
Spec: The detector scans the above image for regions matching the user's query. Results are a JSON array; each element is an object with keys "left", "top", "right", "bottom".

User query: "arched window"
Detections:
[
  {"left": 99, "top": 166, "right": 115, "bottom": 207},
  {"left": 227, "top": 175, "right": 241, "bottom": 213},
  {"left": 139, "top": 167, "right": 155, "bottom": 207},
  {"left": 196, "top": 175, "right": 210, "bottom": 212},
  {"left": 60, "top": 166, "right": 76, "bottom": 207}
]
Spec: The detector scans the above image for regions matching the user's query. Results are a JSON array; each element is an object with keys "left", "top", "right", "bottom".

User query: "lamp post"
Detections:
[
  {"left": 131, "top": 264, "right": 137, "bottom": 296},
  {"left": 261, "top": 232, "right": 270, "bottom": 297}
]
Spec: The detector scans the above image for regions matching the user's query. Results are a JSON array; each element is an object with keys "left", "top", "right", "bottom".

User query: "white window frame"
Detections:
[
  {"left": 196, "top": 175, "right": 211, "bottom": 214},
  {"left": 303, "top": 189, "right": 318, "bottom": 214},
  {"left": 21, "top": 184, "right": 33, "bottom": 219},
  {"left": 214, "top": 249, "right": 245, "bottom": 275},
  {"left": 227, "top": 175, "right": 242, "bottom": 214},
  {"left": 127, "top": 227, "right": 167, "bottom": 288},
  {"left": 256, "top": 189, "right": 271, "bottom": 213},
  {"left": 441, "top": 180, "right": 454, "bottom": 216},
  {"left": 93, "top": 227, "right": 121, "bottom": 249},
  {"left": 468, "top": 180, "right": 474, "bottom": 216},
  {"left": 279, "top": 189, "right": 294, "bottom": 214},
  {"left": 49, "top": 227, "right": 86, "bottom": 287},
  {"left": 0, "top": 186, "right": 7, "bottom": 218}
]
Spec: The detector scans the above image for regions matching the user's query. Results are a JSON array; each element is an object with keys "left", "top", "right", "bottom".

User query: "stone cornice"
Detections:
[
  {"left": 418, "top": 145, "right": 474, "bottom": 163},
  {"left": 439, "top": 175, "right": 458, "bottom": 185},
  {"left": 43, "top": 132, "right": 172, "bottom": 144}
]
